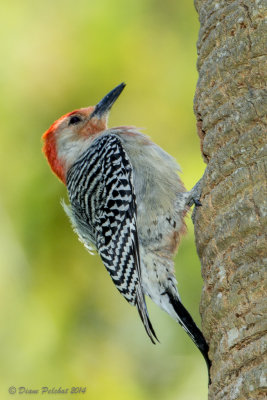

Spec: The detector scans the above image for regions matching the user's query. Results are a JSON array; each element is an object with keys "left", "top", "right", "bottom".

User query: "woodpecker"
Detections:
[{"left": 42, "top": 83, "right": 211, "bottom": 382}]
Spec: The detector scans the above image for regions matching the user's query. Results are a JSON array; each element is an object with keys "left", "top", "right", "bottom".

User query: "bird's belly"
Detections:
[{"left": 139, "top": 245, "right": 180, "bottom": 319}]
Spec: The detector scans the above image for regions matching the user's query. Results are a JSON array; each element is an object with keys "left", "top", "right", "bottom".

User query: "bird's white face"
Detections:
[
  {"left": 42, "top": 107, "right": 109, "bottom": 183},
  {"left": 42, "top": 83, "right": 126, "bottom": 183}
]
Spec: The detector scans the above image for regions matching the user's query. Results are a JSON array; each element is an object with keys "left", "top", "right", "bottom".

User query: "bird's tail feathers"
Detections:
[
  {"left": 136, "top": 285, "right": 159, "bottom": 344},
  {"left": 167, "top": 291, "right": 211, "bottom": 384}
]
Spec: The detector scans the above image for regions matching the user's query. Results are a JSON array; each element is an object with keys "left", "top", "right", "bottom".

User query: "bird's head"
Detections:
[{"left": 42, "top": 82, "right": 126, "bottom": 183}]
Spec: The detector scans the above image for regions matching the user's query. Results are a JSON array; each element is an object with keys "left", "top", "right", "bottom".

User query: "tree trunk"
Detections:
[{"left": 193, "top": 0, "right": 267, "bottom": 399}]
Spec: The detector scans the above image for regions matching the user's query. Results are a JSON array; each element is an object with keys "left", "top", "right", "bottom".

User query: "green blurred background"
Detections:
[{"left": 0, "top": 1, "right": 207, "bottom": 399}]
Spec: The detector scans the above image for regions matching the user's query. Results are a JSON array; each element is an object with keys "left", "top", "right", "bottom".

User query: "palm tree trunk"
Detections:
[{"left": 193, "top": 0, "right": 267, "bottom": 399}]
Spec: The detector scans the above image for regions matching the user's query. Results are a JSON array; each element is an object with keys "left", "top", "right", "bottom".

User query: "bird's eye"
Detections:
[{"left": 69, "top": 115, "right": 82, "bottom": 125}]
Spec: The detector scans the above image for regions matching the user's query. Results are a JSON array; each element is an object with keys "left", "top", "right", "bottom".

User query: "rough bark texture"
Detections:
[{"left": 193, "top": 0, "right": 267, "bottom": 399}]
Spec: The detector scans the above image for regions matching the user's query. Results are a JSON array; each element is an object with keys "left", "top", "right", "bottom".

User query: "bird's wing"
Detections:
[
  {"left": 95, "top": 135, "right": 158, "bottom": 343},
  {"left": 67, "top": 134, "right": 157, "bottom": 343}
]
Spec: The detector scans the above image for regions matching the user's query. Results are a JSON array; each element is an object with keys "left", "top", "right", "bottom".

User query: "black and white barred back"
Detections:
[{"left": 66, "top": 134, "right": 158, "bottom": 342}]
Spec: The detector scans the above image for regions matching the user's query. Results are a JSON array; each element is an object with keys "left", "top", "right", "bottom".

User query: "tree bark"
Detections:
[{"left": 193, "top": 0, "right": 267, "bottom": 399}]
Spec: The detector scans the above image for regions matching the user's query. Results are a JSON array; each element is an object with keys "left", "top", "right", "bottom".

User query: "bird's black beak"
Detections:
[{"left": 91, "top": 82, "right": 126, "bottom": 118}]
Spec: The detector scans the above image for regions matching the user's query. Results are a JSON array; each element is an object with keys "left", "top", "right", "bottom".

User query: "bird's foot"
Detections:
[
  {"left": 186, "top": 178, "right": 203, "bottom": 223},
  {"left": 187, "top": 178, "right": 203, "bottom": 207}
]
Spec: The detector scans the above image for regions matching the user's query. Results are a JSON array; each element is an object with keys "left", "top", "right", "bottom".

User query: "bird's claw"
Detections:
[
  {"left": 186, "top": 178, "right": 203, "bottom": 223},
  {"left": 193, "top": 198, "right": 202, "bottom": 207},
  {"left": 186, "top": 178, "right": 203, "bottom": 207}
]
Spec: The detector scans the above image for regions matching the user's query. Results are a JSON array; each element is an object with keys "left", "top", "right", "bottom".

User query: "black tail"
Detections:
[{"left": 167, "top": 291, "right": 211, "bottom": 385}]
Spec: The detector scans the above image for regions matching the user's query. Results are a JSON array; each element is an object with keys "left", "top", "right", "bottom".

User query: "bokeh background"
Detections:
[{"left": 0, "top": 1, "right": 207, "bottom": 399}]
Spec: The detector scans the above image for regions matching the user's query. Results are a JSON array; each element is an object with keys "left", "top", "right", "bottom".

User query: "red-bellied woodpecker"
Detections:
[{"left": 42, "top": 83, "right": 211, "bottom": 382}]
